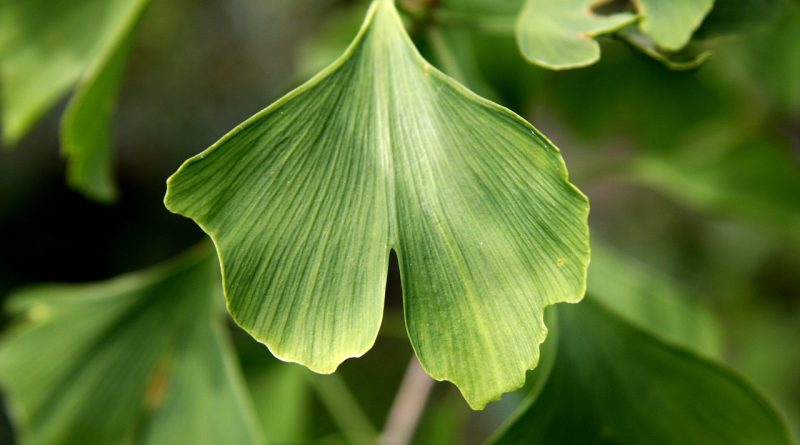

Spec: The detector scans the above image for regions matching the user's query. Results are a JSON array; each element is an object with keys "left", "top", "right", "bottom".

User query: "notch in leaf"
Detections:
[{"left": 165, "top": 0, "right": 590, "bottom": 409}]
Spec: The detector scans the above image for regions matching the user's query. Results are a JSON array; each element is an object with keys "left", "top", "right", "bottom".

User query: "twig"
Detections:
[{"left": 380, "top": 357, "right": 435, "bottom": 445}]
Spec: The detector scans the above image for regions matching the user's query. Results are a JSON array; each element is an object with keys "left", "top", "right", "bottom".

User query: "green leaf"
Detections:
[
  {"left": 695, "top": 0, "right": 795, "bottom": 38},
  {"left": 0, "top": 0, "right": 148, "bottom": 145},
  {"left": 617, "top": 26, "right": 712, "bottom": 71},
  {"left": 632, "top": 137, "right": 800, "bottom": 240},
  {"left": 0, "top": 246, "right": 264, "bottom": 445},
  {"left": 515, "top": 0, "right": 636, "bottom": 69},
  {"left": 634, "top": 0, "right": 714, "bottom": 51},
  {"left": 59, "top": 13, "right": 142, "bottom": 203},
  {"left": 425, "top": 28, "right": 498, "bottom": 100},
  {"left": 165, "top": 0, "right": 590, "bottom": 409},
  {"left": 589, "top": 239, "right": 721, "bottom": 356},
  {"left": 490, "top": 298, "right": 793, "bottom": 445},
  {"left": 247, "top": 364, "right": 311, "bottom": 443},
  {"left": 440, "top": 0, "right": 523, "bottom": 15}
]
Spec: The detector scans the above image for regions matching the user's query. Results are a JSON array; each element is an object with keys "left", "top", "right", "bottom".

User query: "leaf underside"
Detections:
[
  {"left": 0, "top": 246, "right": 264, "bottom": 445},
  {"left": 165, "top": 0, "right": 589, "bottom": 408},
  {"left": 492, "top": 298, "right": 793, "bottom": 445}
]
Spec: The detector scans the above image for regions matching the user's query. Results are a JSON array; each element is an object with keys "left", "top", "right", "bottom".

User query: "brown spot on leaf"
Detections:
[{"left": 145, "top": 362, "right": 171, "bottom": 409}]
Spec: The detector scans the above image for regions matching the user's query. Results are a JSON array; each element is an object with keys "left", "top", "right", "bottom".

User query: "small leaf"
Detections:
[
  {"left": 0, "top": 246, "right": 265, "bottom": 445},
  {"left": 165, "top": 0, "right": 590, "bottom": 408},
  {"left": 634, "top": 0, "right": 714, "bottom": 51},
  {"left": 491, "top": 298, "right": 793, "bottom": 445},
  {"left": 515, "top": 0, "right": 636, "bottom": 69}
]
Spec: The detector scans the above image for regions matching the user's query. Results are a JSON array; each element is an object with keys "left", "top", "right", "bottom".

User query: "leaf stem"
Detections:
[{"left": 380, "top": 357, "right": 435, "bottom": 445}]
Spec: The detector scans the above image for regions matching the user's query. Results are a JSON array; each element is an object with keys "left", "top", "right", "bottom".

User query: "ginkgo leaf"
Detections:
[
  {"left": 0, "top": 0, "right": 149, "bottom": 201},
  {"left": 165, "top": 0, "right": 590, "bottom": 409},
  {"left": 490, "top": 298, "right": 793, "bottom": 445},
  {"left": 0, "top": 246, "right": 264, "bottom": 445},
  {"left": 59, "top": 13, "right": 143, "bottom": 203},
  {"left": 515, "top": 0, "right": 636, "bottom": 69},
  {"left": 634, "top": 0, "right": 714, "bottom": 51}
]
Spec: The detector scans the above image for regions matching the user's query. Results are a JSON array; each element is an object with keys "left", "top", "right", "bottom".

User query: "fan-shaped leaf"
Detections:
[
  {"left": 165, "top": 0, "right": 590, "bottom": 408},
  {"left": 515, "top": 0, "right": 636, "bottom": 69}
]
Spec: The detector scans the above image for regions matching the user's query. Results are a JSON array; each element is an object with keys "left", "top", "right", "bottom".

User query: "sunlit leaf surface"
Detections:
[
  {"left": 491, "top": 298, "right": 793, "bottom": 445},
  {"left": 165, "top": 0, "right": 590, "bottom": 408},
  {"left": 635, "top": 0, "right": 714, "bottom": 51},
  {"left": 515, "top": 0, "right": 636, "bottom": 69},
  {"left": 0, "top": 246, "right": 264, "bottom": 445}
]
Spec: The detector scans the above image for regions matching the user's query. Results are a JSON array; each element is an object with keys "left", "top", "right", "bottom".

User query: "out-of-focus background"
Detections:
[{"left": 0, "top": 0, "right": 798, "bottom": 443}]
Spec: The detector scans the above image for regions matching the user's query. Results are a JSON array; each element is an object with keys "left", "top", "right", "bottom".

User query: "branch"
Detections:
[{"left": 380, "top": 357, "right": 435, "bottom": 445}]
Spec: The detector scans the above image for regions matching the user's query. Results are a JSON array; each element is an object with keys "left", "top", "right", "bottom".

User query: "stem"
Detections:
[
  {"left": 310, "top": 374, "right": 377, "bottom": 445},
  {"left": 380, "top": 357, "right": 435, "bottom": 445}
]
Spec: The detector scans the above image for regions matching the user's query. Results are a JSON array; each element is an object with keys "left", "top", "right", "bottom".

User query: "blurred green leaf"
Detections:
[
  {"left": 0, "top": 0, "right": 149, "bottom": 203},
  {"left": 695, "top": 0, "right": 796, "bottom": 38},
  {"left": 165, "top": 0, "right": 590, "bottom": 409},
  {"left": 515, "top": 0, "right": 636, "bottom": 69},
  {"left": 730, "top": 6, "right": 800, "bottom": 114},
  {"left": 248, "top": 364, "right": 311, "bottom": 443},
  {"left": 425, "top": 28, "right": 498, "bottom": 100},
  {"left": 490, "top": 298, "right": 793, "bottom": 445},
  {"left": 632, "top": 137, "right": 800, "bottom": 240},
  {"left": 59, "top": 20, "right": 140, "bottom": 203},
  {"left": 439, "top": 0, "right": 523, "bottom": 15},
  {"left": 0, "top": 0, "right": 148, "bottom": 145},
  {"left": 295, "top": 1, "right": 367, "bottom": 81},
  {"left": 589, "top": 239, "right": 721, "bottom": 356},
  {"left": 617, "top": 26, "right": 712, "bottom": 70},
  {"left": 635, "top": 0, "right": 714, "bottom": 51},
  {"left": 0, "top": 246, "right": 264, "bottom": 445}
]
